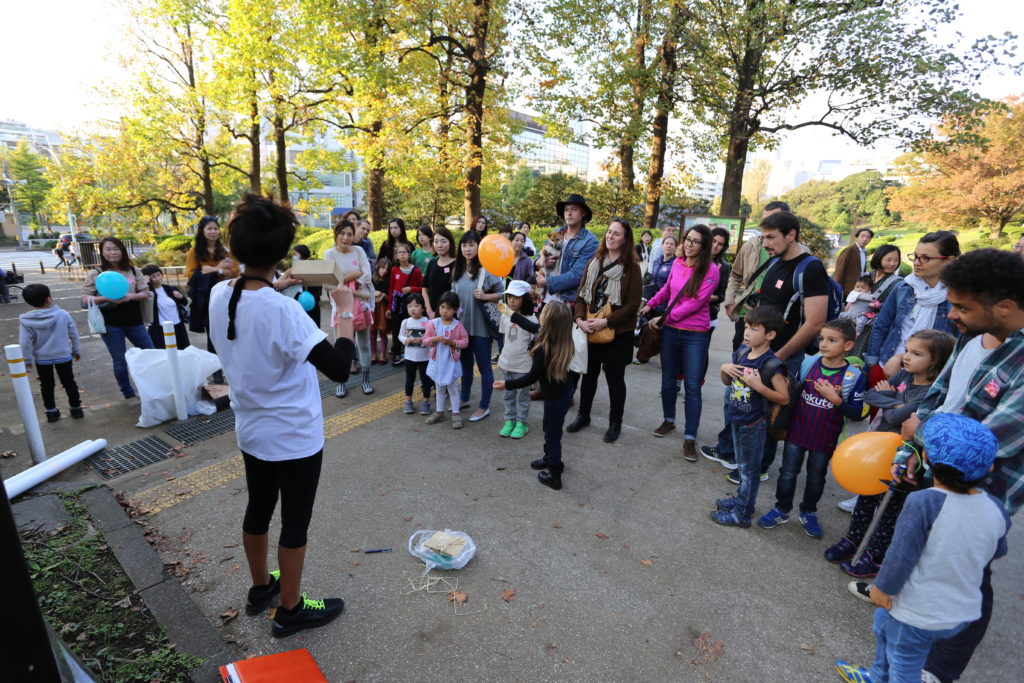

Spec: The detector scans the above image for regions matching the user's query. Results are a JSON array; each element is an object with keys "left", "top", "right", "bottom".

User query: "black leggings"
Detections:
[
  {"left": 37, "top": 361, "right": 80, "bottom": 411},
  {"left": 242, "top": 451, "right": 322, "bottom": 549},
  {"left": 578, "top": 331, "right": 632, "bottom": 423},
  {"left": 404, "top": 359, "right": 433, "bottom": 398}
]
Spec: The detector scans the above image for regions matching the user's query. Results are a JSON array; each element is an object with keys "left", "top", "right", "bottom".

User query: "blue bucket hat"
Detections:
[{"left": 920, "top": 413, "right": 998, "bottom": 482}]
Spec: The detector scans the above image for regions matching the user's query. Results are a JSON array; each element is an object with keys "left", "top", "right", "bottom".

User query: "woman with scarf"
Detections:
[
  {"left": 641, "top": 224, "right": 719, "bottom": 461},
  {"left": 865, "top": 231, "right": 959, "bottom": 369},
  {"left": 567, "top": 218, "right": 643, "bottom": 443}
]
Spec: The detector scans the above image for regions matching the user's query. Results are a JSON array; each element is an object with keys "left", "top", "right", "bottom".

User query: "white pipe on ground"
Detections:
[
  {"left": 3, "top": 439, "right": 108, "bottom": 499},
  {"left": 162, "top": 321, "right": 188, "bottom": 421},
  {"left": 5, "top": 344, "right": 46, "bottom": 465}
]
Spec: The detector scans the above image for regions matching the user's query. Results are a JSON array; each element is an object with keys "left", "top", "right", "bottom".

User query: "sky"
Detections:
[{"left": 3, "top": 0, "right": 1023, "bottom": 181}]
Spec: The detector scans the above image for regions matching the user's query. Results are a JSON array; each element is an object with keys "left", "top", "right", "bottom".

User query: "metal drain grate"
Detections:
[
  {"left": 87, "top": 436, "right": 177, "bottom": 479},
  {"left": 318, "top": 362, "right": 404, "bottom": 398},
  {"left": 164, "top": 410, "right": 236, "bottom": 445}
]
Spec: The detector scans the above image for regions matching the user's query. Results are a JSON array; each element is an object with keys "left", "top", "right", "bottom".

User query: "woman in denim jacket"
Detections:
[{"left": 865, "top": 232, "right": 960, "bottom": 367}]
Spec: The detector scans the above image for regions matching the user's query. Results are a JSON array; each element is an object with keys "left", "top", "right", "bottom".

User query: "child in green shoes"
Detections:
[{"left": 497, "top": 280, "right": 539, "bottom": 439}]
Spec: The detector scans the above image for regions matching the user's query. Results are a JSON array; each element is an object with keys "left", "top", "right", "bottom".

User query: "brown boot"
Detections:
[{"left": 683, "top": 439, "right": 698, "bottom": 462}]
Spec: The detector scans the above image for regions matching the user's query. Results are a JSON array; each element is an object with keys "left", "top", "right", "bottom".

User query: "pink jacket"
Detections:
[
  {"left": 647, "top": 260, "right": 720, "bottom": 331},
  {"left": 424, "top": 319, "right": 469, "bottom": 360}
]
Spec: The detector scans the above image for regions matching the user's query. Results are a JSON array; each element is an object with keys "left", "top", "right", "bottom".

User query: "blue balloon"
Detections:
[
  {"left": 96, "top": 271, "right": 130, "bottom": 300},
  {"left": 297, "top": 291, "right": 316, "bottom": 312}
]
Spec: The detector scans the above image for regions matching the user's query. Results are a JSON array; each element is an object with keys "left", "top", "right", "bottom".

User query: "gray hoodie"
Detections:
[{"left": 19, "top": 306, "right": 81, "bottom": 364}]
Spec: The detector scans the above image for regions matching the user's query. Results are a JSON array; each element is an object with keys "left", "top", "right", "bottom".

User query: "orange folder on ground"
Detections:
[{"left": 219, "top": 648, "right": 328, "bottom": 682}]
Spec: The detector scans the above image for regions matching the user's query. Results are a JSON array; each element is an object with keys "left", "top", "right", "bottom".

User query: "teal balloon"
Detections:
[
  {"left": 298, "top": 291, "right": 315, "bottom": 311},
  {"left": 96, "top": 271, "right": 130, "bottom": 299}
]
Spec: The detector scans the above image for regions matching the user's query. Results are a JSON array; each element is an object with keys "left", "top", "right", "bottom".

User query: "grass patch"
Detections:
[{"left": 20, "top": 491, "right": 201, "bottom": 682}]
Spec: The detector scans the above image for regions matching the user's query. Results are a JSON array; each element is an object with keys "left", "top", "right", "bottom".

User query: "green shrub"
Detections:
[{"left": 156, "top": 234, "right": 194, "bottom": 254}]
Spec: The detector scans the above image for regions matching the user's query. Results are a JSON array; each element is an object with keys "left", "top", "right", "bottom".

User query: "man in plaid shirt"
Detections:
[{"left": 893, "top": 249, "right": 1024, "bottom": 683}]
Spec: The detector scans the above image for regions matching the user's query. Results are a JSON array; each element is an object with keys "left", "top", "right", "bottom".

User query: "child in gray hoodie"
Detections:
[{"left": 19, "top": 284, "right": 83, "bottom": 422}]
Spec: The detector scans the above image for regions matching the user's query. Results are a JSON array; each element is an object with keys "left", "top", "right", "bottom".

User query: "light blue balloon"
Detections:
[
  {"left": 96, "top": 271, "right": 130, "bottom": 300},
  {"left": 298, "top": 291, "right": 315, "bottom": 312}
]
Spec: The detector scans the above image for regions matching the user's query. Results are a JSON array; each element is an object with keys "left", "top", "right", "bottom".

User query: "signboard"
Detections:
[{"left": 682, "top": 215, "right": 745, "bottom": 254}]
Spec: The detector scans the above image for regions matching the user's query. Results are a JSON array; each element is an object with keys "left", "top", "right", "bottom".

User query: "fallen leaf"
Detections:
[
  {"left": 175, "top": 488, "right": 193, "bottom": 497},
  {"left": 223, "top": 543, "right": 238, "bottom": 548},
  {"left": 219, "top": 609, "right": 239, "bottom": 625},
  {"left": 545, "top": 643, "right": 557, "bottom": 654},
  {"left": 502, "top": 588, "right": 516, "bottom": 602},
  {"left": 595, "top": 533, "right": 609, "bottom": 540},
  {"left": 115, "top": 596, "right": 132, "bottom": 608},
  {"left": 640, "top": 559, "right": 653, "bottom": 566},
  {"left": 799, "top": 643, "right": 815, "bottom": 655},
  {"left": 349, "top": 561, "right": 360, "bottom": 567},
  {"left": 403, "top": 516, "right": 413, "bottom": 522},
  {"left": 227, "top": 563, "right": 240, "bottom": 575},
  {"left": 447, "top": 591, "right": 468, "bottom": 605},
  {"left": 552, "top": 523, "right": 562, "bottom": 529},
  {"left": 495, "top": 466, "right": 506, "bottom": 471},
  {"left": 0, "top": 450, "right": 17, "bottom": 458}
]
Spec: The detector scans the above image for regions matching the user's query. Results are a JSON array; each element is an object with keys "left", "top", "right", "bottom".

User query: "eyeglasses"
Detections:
[
  {"left": 684, "top": 238, "right": 703, "bottom": 247},
  {"left": 907, "top": 253, "right": 952, "bottom": 265}
]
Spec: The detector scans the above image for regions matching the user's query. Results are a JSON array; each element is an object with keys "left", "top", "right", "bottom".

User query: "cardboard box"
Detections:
[{"left": 291, "top": 259, "right": 341, "bottom": 286}]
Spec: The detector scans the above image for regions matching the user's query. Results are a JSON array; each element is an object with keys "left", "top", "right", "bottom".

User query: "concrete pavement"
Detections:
[{"left": 1, "top": 266, "right": 1021, "bottom": 681}]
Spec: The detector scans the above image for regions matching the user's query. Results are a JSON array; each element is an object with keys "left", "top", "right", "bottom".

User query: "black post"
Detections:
[
  {"left": 39, "top": 260, "right": 45, "bottom": 274},
  {"left": 0, "top": 485, "right": 62, "bottom": 680},
  {"left": 11, "top": 263, "right": 18, "bottom": 275}
]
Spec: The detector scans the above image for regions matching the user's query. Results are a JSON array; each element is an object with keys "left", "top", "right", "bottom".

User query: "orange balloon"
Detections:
[
  {"left": 831, "top": 431, "right": 904, "bottom": 495},
  {"left": 478, "top": 234, "right": 515, "bottom": 277}
]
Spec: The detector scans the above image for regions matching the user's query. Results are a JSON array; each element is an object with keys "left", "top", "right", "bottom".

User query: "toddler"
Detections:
[
  {"left": 398, "top": 293, "right": 433, "bottom": 415},
  {"left": 841, "top": 275, "right": 878, "bottom": 336},
  {"left": 496, "top": 280, "right": 539, "bottom": 439},
  {"left": 424, "top": 291, "right": 469, "bottom": 429}
]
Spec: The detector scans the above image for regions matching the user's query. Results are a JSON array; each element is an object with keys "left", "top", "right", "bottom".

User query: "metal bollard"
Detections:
[
  {"left": 4, "top": 345, "right": 47, "bottom": 465},
  {"left": 39, "top": 260, "right": 44, "bottom": 274},
  {"left": 162, "top": 321, "right": 188, "bottom": 421}
]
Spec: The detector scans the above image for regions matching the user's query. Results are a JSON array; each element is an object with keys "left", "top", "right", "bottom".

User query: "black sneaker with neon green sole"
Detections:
[
  {"left": 245, "top": 570, "right": 281, "bottom": 615},
  {"left": 272, "top": 594, "right": 344, "bottom": 637}
]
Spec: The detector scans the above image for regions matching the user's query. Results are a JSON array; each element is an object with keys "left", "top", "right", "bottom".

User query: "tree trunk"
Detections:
[
  {"left": 249, "top": 94, "right": 262, "bottom": 194},
  {"left": 620, "top": 0, "right": 652, "bottom": 192},
  {"left": 273, "top": 114, "right": 288, "bottom": 204},
  {"left": 366, "top": 167, "right": 384, "bottom": 233},
  {"left": 990, "top": 218, "right": 1007, "bottom": 239},
  {"left": 463, "top": 0, "right": 491, "bottom": 230},
  {"left": 200, "top": 152, "right": 215, "bottom": 214},
  {"left": 643, "top": 3, "right": 686, "bottom": 232},
  {"left": 718, "top": 11, "right": 763, "bottom": 218}
]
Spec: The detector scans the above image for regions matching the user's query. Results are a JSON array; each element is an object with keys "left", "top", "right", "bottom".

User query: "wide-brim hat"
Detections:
[{"left": 556, "top": 194, "right": 592, "bottom": 225}]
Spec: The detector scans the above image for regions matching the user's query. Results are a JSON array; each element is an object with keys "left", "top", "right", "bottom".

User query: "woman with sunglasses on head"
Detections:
[{"left": 865, "top": 231, "right": 960, "bottom": 369}]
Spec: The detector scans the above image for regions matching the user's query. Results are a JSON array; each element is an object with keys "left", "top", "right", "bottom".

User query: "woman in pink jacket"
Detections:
[{"left": 641, "top": 224, "right": 719, "bottom": 461}]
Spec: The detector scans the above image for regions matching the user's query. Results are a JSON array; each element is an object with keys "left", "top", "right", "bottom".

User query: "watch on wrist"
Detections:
[{"left": 338, "top": 311, "right": 354, "bottom": 320}]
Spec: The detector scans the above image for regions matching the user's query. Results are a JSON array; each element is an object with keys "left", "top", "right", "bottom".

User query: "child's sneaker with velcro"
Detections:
[
  {"left": 799, "top": 512, "right": 823, "bottom": 539},
  {"left": 499, "top": 420, "right": 515, "bottom": 437},
  {"left": 834, "top": 660, "right": 872, "bottom": 682},
  {"left": 245, "top": 570, "right": 281, "bottom": 615},
  {"left": 271, "top": 593, "right": 344, "bottom": 638},
  {"left": 841, "top": 552, "right": 881, "bottom": 578},
  {"left": 824, "top": 537, "right": 856, "bottom": 564},
  {"left": 510, "top": 422, "right": 529, "bottom": 439},
  {"left": 709, "top": 509, "right": 751, "bottom": 528},
  {"left": 715, "top": 496, "right": 739, "bottom": 511},
  {"left": 757, "top": 508, "right": 790, "bottom": 529}
]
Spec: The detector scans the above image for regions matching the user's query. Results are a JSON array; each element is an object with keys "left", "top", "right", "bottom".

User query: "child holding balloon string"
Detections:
[
  {"left": 496, "top": 280, "right": 539, "bottom": 439},
  {"left": 825, "top": 329, "right": 955, "bottom": 581}
]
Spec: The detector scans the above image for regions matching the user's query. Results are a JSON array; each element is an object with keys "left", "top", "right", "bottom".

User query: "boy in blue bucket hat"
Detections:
[{"left": 835, "top": 413, "right": 1011, "bottom": 683}]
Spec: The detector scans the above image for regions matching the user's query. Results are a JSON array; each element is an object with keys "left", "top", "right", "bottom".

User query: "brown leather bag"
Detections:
[
  {"left": 586, "top": 302, "right": 615, "bottom": 344},
  {"left": 635, "top": 280, "right": 690, "bottom": 361}
]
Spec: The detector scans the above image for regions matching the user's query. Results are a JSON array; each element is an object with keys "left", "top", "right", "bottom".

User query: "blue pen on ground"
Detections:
[{"left": 363, "top": 548, "right": 392, "bottom": 554}]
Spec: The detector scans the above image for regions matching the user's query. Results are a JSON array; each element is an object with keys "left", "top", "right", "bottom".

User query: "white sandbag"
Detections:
[{"left": 126, "top": 346, "right": 222, "bottom": 427}]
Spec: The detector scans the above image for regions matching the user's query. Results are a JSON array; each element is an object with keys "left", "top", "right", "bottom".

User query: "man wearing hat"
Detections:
[{"left": 538, "top": 194, "right": 599, "bottom": 307}]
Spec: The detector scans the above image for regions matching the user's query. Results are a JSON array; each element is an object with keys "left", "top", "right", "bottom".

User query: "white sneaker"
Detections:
[
  {"left": 838, "top": 496, "right": 858, "bottom": 513},
  {"left": 920, "top": 670, "right": 942, "bottom": 683},
  {"left": 847, "top": 580, "right": 873, "bottom": 604}
]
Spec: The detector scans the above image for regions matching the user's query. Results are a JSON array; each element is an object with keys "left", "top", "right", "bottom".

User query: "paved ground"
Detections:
[{"left": 2, "top": 260, "right": 1021, "bottom": 682}]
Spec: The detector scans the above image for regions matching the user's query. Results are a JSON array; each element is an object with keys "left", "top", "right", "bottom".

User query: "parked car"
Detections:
[{"left": 58, "top": 233, "right": 94, "bottom": 247}]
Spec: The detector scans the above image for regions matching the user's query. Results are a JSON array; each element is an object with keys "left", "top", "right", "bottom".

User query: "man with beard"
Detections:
[{"left": 888, "top": 248, "right": 1024, "bottom": 683}]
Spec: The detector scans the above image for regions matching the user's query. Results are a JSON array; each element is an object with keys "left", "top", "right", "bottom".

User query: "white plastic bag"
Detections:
[
  {"left": 87, "top": 299, "right": 106, "bottom": 334},
  {"left": 408, "top": 529, "right": 477, "bottom": 573},
  {"left": 569, "top": 324, "right": 588, "bottom": 374},
  {"left": 126, "top": 346, "right": 222, "bottom": 427}
]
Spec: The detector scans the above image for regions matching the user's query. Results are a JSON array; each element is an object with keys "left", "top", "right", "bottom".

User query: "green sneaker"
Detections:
[
  {"left": 499, "top": 420, "right": 515, "bottom": 437},
  {"left": 510, "top": 422, "right": 529, "bottom": 439}
]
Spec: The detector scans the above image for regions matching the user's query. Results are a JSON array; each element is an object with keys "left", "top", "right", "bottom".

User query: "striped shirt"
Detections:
[
  {"left": 787, "top": 359, "right": 866, "bottom": 454},
  {"left": 918, "top": 328, "right": 1024, "bottom": 516}
]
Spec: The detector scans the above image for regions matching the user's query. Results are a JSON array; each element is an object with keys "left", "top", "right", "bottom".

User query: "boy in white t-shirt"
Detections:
[
  {"left": 835, "top": 414, "right": 1010, "bottom": 683},
  {"left": 208, "top": 194, "right": 356, "bottom": 638}
]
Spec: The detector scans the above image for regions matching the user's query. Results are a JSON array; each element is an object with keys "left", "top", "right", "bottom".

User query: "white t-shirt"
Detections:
[
  {"left": 400, "top": 316, "right": 430, "bottom": 363},
  {"left": 935, "top": 335, "right": 994, "bottom": 415},
  {"left": 208, "top": 282, "right": 328, "bottom": 461},
  {"left": 154, "top": 287, "right": 180, "bottom": 325}
]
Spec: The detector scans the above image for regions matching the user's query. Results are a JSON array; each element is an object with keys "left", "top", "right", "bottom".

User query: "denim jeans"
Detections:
[
  {"left": 925, "top": 564, "right": 993, "bottom": 681},
  {"left": 460, "top": 335, "right": 494, "bottom": 409},
  {"left": 871, "top": 608, "right": 966, "bottom": 683},
  {"left": 732, "top": 419, "right": 767, "bottom": 519},
  {"left": 659, "top": 326, "right": 709, "bottom": 439},
  {"left": 503, "top": 370, "right": 530, "bottom": 422},
  {"left": 774, "top": 441, "right": 830, "bottom": 514},
  {"left": 543, "top": 392, "right": 573, "bottom": 467},
  {"left": 100, "top": 324, "right": 154, "bottom": 397}
]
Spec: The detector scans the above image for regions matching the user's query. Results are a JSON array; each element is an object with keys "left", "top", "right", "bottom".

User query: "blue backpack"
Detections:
[{"left": 763, "top": 255, "right": 844, "bottom": 324}]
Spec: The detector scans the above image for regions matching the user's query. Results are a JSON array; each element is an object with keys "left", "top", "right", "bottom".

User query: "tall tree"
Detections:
[
  {"left": 890, "top": 97, "right": 1024, "bottom": 239},
  {"left": 685, "top": 0, "right": 1017, "bottom": 216},
  {"left": 5, "top": 140, "right": 52, "bottom": 227},
  {"left": 742, "top": 157, "right": 771, "bottom": 216}
]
